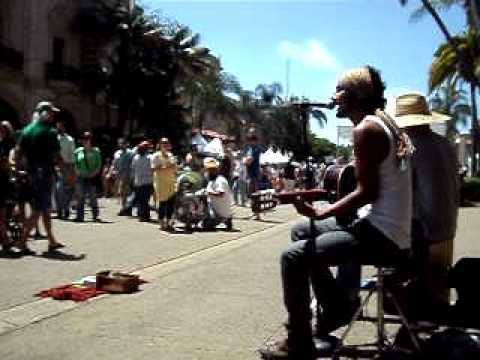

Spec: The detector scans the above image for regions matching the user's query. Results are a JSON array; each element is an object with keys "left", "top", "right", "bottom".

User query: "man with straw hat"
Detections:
[
  {"left": 394, "top": 92, "right": 459, "bottom": 313},
  {"left": 260, "top": 66, "right": 414, "bottom": 359}
]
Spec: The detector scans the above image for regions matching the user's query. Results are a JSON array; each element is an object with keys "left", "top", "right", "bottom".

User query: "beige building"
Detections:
[{"left": 0, "top": 0, "right": 122, "bottom": 135}]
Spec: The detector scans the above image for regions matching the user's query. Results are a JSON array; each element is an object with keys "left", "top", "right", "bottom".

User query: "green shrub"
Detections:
[{"left": 461, "top": 176, "right": 480, "bottom": 202}]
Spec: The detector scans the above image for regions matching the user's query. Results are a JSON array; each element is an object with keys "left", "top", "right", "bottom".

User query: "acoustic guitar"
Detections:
[{"left": 250, "top": 164, "right": 356, "bottom": 223}]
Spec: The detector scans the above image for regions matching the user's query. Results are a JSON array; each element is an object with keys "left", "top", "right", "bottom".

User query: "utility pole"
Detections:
[{"left": 285, "top": 59, "right": 290, "bottom": 100}]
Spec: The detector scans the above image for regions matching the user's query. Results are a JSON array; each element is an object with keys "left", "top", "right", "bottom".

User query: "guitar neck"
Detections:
[{"left": 274, "top": 189, "right": 329, "bottom": 204}]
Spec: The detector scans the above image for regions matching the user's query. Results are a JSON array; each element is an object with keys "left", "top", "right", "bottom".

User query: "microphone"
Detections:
[{"left": 291, "top": 100, "right": 336, "bottom": 110}]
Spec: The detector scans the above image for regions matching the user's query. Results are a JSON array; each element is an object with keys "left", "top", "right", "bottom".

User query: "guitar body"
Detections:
[
  {"left": 323, "top": 163, "right": 357, "bottom": 224},
  {"left": 322, "top": 164, "right": 356, "bottom": 201}
]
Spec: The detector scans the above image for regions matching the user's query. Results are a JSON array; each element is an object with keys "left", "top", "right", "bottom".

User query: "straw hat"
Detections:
[
  {"left": 394, "top": 92, "right": 451, "bottom": 128},
  {"left": 203, "top": 157, "right": 219, "bottom": 169}
]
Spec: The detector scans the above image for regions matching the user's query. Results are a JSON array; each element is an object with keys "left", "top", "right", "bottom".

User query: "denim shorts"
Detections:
[{"left": 29, "top": 167, "right": 54, "bottom": 211}]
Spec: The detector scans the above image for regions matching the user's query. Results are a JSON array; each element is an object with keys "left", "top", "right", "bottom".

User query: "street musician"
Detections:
[{"left": 260, "top": 65, "right": 414, "bottom": 359}]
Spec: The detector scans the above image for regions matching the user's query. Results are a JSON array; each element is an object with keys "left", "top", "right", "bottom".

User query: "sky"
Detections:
[{"left": 141, "top": 0, "right": 466, "bottom": 143}]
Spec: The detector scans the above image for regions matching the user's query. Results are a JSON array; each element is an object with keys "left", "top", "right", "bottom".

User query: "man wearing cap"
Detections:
[
  {"left": 260, "top": 66, "right": 414, "bottom": 359},
  {"left": 73, "top": 131, "right": 102, "bottom": 222},
  {"left": 203, "top": 157, "right": 233, "bottom": 231},
  {"left": 394, "top": 92, "right": 459, "bottom": 312},
  {"left": 14, "top": 101, "right": 65, "bottom": 254}
]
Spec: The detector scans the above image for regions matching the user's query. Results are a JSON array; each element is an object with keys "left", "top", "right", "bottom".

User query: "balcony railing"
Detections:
[
  {"left": 0, "top": 42, "right": 24, "bottom": 70},
  {"left": 45, "top": 62, "right": 81, "bottom": 86}
]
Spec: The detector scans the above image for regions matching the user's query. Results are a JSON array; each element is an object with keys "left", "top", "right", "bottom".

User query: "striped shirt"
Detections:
[{"left": 131, "top": 153, "right": 153, "bottom": 186}]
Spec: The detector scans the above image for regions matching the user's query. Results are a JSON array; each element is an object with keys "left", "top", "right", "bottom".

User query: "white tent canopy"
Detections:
[
  {"left": 191, "top": 133, "right": 208, "bottom": 153},
  {"left": 201, "top": 137, "right": 224, "bottom": 157},
  {"left": 260, "top": 148, "right": 291, "bottom": 165}
]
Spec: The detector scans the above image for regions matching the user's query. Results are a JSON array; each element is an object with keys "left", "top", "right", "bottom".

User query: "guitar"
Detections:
[{"left": 250, "top": 164, "right": 356, "bottom": 222}]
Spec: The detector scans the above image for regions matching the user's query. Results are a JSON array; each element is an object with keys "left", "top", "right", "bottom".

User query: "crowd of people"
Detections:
[{"left": 1, "top": 102, "right": 330, "bottom": 257}]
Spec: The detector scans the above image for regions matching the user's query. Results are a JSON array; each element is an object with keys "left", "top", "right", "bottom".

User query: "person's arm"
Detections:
[
  {"left": 73, "top": 149, "right": 80, "bottom": 174},
  {"left": 90, "top": 148, "right": 102, "bottom": 177},
  {"left": 210, "top": 177, "right": 227, "bottom": 197},
  {"left": 185, "top": 153, "right": 193, "bottom": 165},
  {"left": 242, "top": 146, "right": 253, "bottom": 166},
  {"left": 49, "top": 131, "right": 64, "bottom": 173},
  {"left": 166, "top": 153, "right": 177, "bottom": 169},
  {"left": 112, "top": 151, "right": 120, "bottom": 175},
  {"left": 151, "top": 153, "right": 166, "bottom": 171},
  {"left": 294, "top": 121, "right": 389, "bottom": 219}
]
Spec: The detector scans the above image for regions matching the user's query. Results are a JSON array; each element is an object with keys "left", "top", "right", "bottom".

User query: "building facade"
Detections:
[{"left": 0, "top": 0, "right": 119, "bottom": 135}]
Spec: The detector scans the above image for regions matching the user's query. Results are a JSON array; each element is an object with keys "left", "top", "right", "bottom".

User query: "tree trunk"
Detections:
[
  {"left": 420, "top": 0, "right": 456, "bottom": 44},
  {"left": 117, "top": 29, "right": 130, "bottom": 136},
  {"left": 468, "top": 0, "right": 480, "bottom": 32},
  {"left": 470, "top": 82, "right": 479, "bottom": 175},
  {"left": 421, "top": 0, "right": 480, "bottom": 88}
]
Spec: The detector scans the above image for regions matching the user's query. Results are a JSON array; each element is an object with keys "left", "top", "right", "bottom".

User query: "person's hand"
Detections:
[
  {"left": 293, "top": 201, "right": 329, "bottom": 220},
  {"left": 66, "top": 174, "right": 76, "bottom": 186},
  {"left": 293, "top": 201, "right": 315, "bottom": 217}
]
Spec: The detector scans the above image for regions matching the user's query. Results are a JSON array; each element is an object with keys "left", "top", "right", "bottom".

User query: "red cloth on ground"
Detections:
[{"left": 37, "top": 285, "right": 106, "bottom": 302}]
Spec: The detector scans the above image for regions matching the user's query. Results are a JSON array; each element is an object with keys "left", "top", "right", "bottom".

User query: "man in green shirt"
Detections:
[
  {"left": 15, "top": 101, "right": 65, "bottom": 255},
  {"left": 73, "top": 131, "right": 102, "bottom": 221}
]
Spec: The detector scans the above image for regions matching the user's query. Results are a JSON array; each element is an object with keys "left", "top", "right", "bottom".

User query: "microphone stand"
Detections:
[{"left": 297, "top": 104, "right": 318, "bottom": 260}]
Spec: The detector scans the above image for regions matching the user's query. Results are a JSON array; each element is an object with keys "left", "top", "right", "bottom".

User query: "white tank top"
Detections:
[{"left": 363, "top": 115, "right": 412, "bottom": 249}]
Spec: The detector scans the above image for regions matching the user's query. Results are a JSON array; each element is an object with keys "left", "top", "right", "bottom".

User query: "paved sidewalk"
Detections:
[
  {"left": 0, "top": 210, "right": 294, "bottom": 360},
  {"left": 0, "top": 199, "right": 295, "bottom": 312},
  {"left": 0, "top": 203, "right": 478, "bottom": 360}
]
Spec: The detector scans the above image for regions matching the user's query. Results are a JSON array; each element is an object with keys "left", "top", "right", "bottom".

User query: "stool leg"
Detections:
[
  {"left": 338, "top": 289, "right": 374, "bottom": 343},
  {"left": 386, "top": 290, "right": 422, "bottom": 352},
  {"left": 377, "top": 269, "right": 386, "bottom": 350},
  {"left": 333, "top": 289, "right": 375, "bottom": 358}
]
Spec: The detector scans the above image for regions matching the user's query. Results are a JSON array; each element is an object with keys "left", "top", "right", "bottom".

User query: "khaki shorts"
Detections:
[{"left": 118, "top": 178, "right": 131, "bottom": 197}]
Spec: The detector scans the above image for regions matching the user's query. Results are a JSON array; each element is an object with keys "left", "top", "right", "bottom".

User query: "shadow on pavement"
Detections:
[
  {"left": 165, "top": 226, "right": 241, "bottom": 235},
  {"left": 40, "top": 250, "right": 87, "bottom": 261},
  {"left": 0, "top": 249, "right": 23, "bottom": 259}
]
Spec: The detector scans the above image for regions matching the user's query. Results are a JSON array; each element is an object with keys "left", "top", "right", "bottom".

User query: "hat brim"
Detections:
[
  {"left": 395, "top": 112, "right": 450, "bottom": 128},
  {"left": 204, "top": 163, "right": 219, "bottom": 169}
]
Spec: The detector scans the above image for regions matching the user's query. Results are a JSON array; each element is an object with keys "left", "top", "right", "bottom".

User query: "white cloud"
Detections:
[{"left": 278, "top": 39, "right": 342, "bottom": 72}]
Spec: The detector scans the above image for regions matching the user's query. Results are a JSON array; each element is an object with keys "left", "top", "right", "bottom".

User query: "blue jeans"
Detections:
[
  {"left": 283, "top": 217, "right": 402, "bottom": 340},
  {"left": 55, "top": 165, "right": 75, "bottom": 218},
  {"left": 135, "top": 184, "right": 153, "bottom": 221},
  {"left": 76, "top": 177, "right": 99, "bottom": 220},
  {"left": 232, "top": 178, "right": 247, "bottom": 206}
]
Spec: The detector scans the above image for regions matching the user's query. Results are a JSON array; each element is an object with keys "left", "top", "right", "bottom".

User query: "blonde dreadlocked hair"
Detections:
[{"left": 338, "top": 65, "right": 414, "bottom": 165}]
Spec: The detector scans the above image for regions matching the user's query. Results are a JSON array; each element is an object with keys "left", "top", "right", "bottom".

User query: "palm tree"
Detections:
[
  {"left": 400, "top": 0, "right": 480, "bottom": 86},
  {"left": 71, "top": 1, "right": 221, "bottom": 148},
  {"left": 401, "top": 0, "right": 480, "bottom": 173},
  {"left": 429, "top": 76, "right": 471, "bottom": 139},
  {"left": 429, "top": 30, "right": 480, "bottom": 172},
  {"left": 254, "top": 82, "right": 283, "bottom": 106},
  {"left": 409, "top": 0, "right": 480, "bottom": 33}
]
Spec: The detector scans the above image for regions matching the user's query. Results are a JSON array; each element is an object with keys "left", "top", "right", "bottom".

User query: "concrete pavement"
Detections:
[
  {"left": 0, "top": 200, "right": 479, "bottom": 359},
  {"left": 0, "top": 200, "right": 295, "bottom": 360},
  {"left": 0, "top": 198, "right": 296, "bottom": 312}
]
